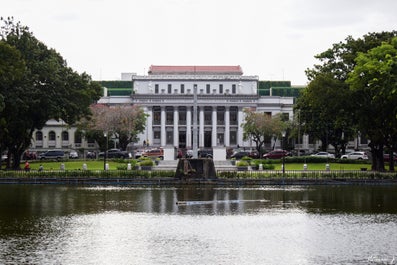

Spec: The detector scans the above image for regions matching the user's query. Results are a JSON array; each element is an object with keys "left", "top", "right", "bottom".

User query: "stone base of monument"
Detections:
[{"left": 175, "top": 158, "right": 217, "bottom": 179}]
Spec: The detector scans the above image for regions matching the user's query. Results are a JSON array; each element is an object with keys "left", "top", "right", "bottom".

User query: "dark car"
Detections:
[
  {"left": 38, "top": 150, "right": 66, "bottom": 161},
  {"left": 198, "top": 149, "right": 213, "bottom": 159},
  {"left": 231, "top": 150, "right": 259, "bottom": 159},
  {"left": 23, "top": 150, "right": 37, "bottom": 160},
  {"left": 384, "top": 152, "right": 397, "bottom": 162},
  {"left": 98, "top": 149, "right": 131, "bottom": 159},
  {"left": 185, "top": 149, "right": 213, "bottom": 158},
  {"left": 263, "top": 150, "right": 290, "bottom": 159},
  {"left": 86, "top": 151, "right": 96, "bottom": 159}
]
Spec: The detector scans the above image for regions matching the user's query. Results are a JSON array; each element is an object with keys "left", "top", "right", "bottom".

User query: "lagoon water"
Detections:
[{"left": 0, "top": 184, "right": 397, "bottom": 264}]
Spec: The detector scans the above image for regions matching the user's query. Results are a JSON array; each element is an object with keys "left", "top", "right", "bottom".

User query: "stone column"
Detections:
[
  {"left": 199, "top": 107, "right": 204, "bottom": 147},
  {"left": 237, "top": 107, "right": 244, "bottom": 147},
  {"left": 161, "top": 106, "right": 166, "bottom": 146},
  {"left": 146, "top": 107, "right": 153, "bottom": 145},
  {"left": 173, "top": 107, "right": 179, "bottom": 147},
  {"left": 212, "top": 106, "right": 217, "bottom": 147},
  {"left": 225, "top": 106, "right": 230, "bottom": 147},
  {"left": 186, "top": 107, "right": 192, "bottom": 148}
]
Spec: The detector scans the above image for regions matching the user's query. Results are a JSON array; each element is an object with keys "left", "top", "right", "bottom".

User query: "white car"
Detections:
[
  {"left": 69, "top": 150, "right": 79, "bottom": 159},
  {"left": 311, "top": 152, "right": 335, "bottom": 158},
  {"left": 341, "top": 151, "right": 368, "bottom": 160}
]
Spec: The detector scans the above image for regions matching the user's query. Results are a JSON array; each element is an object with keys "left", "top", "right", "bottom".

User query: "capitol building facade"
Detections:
[
  {"left": 128, "top": 65, "right": 293, "bottom": 149},
  {"left": 30, "top": 65, "right": 318, "bottom": 158}
]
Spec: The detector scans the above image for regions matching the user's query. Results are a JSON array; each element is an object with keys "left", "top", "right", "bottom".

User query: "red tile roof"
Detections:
[{"left": 148, "top": 65, "right": 243, "bottom": 75}]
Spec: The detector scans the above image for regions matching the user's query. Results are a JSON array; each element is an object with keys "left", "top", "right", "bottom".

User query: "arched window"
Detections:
[
  {"left": 62, "top": 131, "right": 69, "bottom": 141},
  {"left": 35, "top": 131, "right": 43, "bottom": 141},
  {"left": 49, "top": 131, "right": 56, "bottom": 141}
]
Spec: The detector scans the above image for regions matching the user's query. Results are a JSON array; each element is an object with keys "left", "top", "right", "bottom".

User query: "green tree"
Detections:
[
  {"left": 302, "top": 31, "right": 397, "bottom": 166},
  {"left": 242, "top": 110, "right": 286, "bottom": 156},
  {"left": 294, "top": 73, "right": 355, "bottom": 157},
  {"left": 347, "top": 38, "right": 397, "bottom": 171},
  {"left": 81, "top": 104, "right": 147, "bottom": 151},
  {"left": 0, "top": 17, "right": 102, "bottom": 169}
]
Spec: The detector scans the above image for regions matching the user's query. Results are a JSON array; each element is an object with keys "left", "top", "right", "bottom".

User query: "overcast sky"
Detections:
[{"left": 2, "top": 0, "right": 397, "bottom": 84}]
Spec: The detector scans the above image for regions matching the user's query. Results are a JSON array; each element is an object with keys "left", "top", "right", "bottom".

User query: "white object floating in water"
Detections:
[{"left": 176, "top": 199, "right": 268, "bottom": 205}]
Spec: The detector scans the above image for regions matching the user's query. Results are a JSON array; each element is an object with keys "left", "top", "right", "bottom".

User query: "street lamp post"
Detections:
[
  {"left": 281, "top": 131, "right": 286, "bottom": 183},
  {"left": 104, "top": 131, "right": 108, "bottom": 170}
]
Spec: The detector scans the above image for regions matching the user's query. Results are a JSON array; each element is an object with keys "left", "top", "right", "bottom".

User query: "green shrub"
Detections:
[
  {"left": 241, "top": 156, "right": 252, "bottom": 161},
  {"left": 139, "top": 159, "right": 154, "bottom": 167},
  {"left": 236, "top": 160, "right": 249, "bottom": 167}
]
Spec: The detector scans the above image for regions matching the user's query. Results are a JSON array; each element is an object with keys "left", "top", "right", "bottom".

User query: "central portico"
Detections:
[{"left": 131, "top": 65, "right": 260, "bottom": 150}]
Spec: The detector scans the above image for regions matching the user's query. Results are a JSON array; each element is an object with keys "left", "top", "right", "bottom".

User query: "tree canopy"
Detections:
[
  {"left": 298, "top": 31, "right": 397, "bottom": 171},
  {"left": 80, "top": 104, "right": 147, "bottom": 151},
  {"left": 347, "top": 37, "right": 397, "bottom": 171},
  {"left": 242, "top": 109, "right": 286, "bottom": 156},
  {"left": 0, "top": 17, "right": 102, "bottom": 169}
]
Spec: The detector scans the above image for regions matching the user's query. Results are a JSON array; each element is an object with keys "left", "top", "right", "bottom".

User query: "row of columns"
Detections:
[{"left": 145, "top": 106, "right": 244, "bottom": 148}]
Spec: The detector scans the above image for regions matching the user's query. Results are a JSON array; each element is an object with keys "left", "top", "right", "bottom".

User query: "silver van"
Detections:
[{"left": 38, "top": 150, "right": 66, "bottom": 161}]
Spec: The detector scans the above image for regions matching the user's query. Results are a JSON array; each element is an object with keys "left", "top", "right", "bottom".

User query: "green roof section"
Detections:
[
  {"left": 258, "top": 81, "right": 304, "bottom": 97},
  {"left": 101, "top": 81, "right": 132, "bottom": 88},
  {"left": 100, "top": 81, "right": 133, "bottom": 96},
  {"left": 98, "top": 79, "right": 304, "bottom": 97}
]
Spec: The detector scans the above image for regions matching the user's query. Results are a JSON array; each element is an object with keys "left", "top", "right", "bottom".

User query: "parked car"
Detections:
[
  {"left": 69, "top": 150, "right": 79, "bottom": 159},
  {"left": 38, "top": 150, "right": 66, "bottom": 161},
  {"left": 134, "top": 149, "right": 145, "bottom": 159},
  {"left": 341, "top": 151, "right": 368, "bottom": 160},
  {"left": 22, "top": 150, "right": 37, "bottom": 160},
  {"left": 198, "top": 149, "right": 213, "bottom": 159},
  {"left": 98, "top": 149, "right": 131, "bottom": 159},
  {"left": 263, "top": 150, "right": 290, "bottom": 159},
  {"left": 384, "top": 152, "right": 397, "bottom": 162},
  {"left": 185, "top": 149, "right": 213, "bottom": 159},
  {"left": 142, "top": 148, "right": 164, "bottom": 160},
  {"left": 86, "top": 151, "right": 96, "bottom": 159},
  {"left": 231, "top": 150, "right": 259, "bottom": 159},
  {"left": 310, "top": 152, "right": 335, "bottom": 158}
]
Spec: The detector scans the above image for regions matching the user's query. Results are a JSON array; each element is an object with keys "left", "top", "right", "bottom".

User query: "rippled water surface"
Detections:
[{"left": 0, "top": 185, "right": 397, "bottom": 264}]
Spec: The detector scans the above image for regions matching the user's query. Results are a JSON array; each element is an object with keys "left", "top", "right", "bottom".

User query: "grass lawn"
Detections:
[
  {"left": 28, "top": 160, "right": 128, "bottom": 171},
  {"left": 280, "top": 163, "right": 371, "bottom": 171},
  {"left": 24, "top": 159, "right": 374, "bottom": 171}
]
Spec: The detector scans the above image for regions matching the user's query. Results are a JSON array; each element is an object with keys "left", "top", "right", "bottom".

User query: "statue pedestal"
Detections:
[{"left": 175, "top": 158, "right": 217, "bottom": 179}]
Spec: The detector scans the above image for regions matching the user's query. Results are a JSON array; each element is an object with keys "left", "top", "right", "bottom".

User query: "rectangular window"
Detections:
[
  {"left": 155, "top": 84, "right": 159, "bottom": 94},
  {"left": 230, "top": 131, "right": 237, "bottom": 145},
  {"left": 206, "top": 84, "right": 210, "bottom": 94},
  {"left": 166, "top": 112, "right": 173, "bottom": 125},
  {"left": 154, "top": 131, "right": 161, "bottom": 139},
  {"left": 166, "top": 131, "right": 173, "bottom": 145},
  {"left": 167, "top": 84, "right": 172, "bottom": 94},
  {"left": 181, "top": 84, "right": 185, "bottom": 94},
  {"left": 232, "top": 84, "right": 236, "bottom": 94},
  {"left": 219, "top": 84, "right": 223, "bottom": 94}
]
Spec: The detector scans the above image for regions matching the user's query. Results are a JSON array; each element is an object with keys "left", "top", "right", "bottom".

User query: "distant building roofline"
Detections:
[{"left": 148, "top": 65, "right": 243, "bottom": 75}]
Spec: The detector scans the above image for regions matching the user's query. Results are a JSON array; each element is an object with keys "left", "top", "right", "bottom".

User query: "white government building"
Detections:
[
  {"left": 98, "top": 65, "right": 295, "bottom": 159},
  {"left": 30, "top": 65, "right": 323, "bottom": 159}
]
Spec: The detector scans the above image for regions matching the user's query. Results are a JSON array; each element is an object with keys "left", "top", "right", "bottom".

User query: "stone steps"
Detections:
[{"left": 156, "top": 159, "right": 234, "bottom": 171}]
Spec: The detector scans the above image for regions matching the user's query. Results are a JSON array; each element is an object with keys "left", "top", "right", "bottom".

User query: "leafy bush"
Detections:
[
  {"left": 236, "top": 160, "right": 249, "bottom": 167},
  {"left": 139, "top": 159, "right": 154, "bottom": 167},
  {"left": 241, "top": 156, "right": 252, "bottom": 161}
]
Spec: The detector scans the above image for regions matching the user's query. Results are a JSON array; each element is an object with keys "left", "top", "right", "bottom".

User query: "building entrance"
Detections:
[
  {"left": 204, "top": 131, "right": 212, "bottom": 148},
  {"left": 179, "top": 132, "right": 186, "bottom": 148}
]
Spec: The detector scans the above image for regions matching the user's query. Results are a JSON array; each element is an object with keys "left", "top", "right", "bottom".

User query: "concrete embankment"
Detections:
[{"left": 1, "top": 176, "right": 397, "bottom": 186}]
